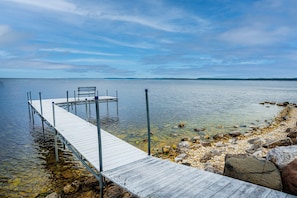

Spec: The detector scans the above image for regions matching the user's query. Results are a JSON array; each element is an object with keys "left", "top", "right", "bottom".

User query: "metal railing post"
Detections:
[
  {"left": 66, "top": 90, "right": 69, "bottom": 112},
  {"left": 30, "top": 92, "right": 34, "bottom": 125},
  {"left": 27, "top": 92, "right": 31, "bottom": 120},
  {"left": 95, "top": 96, "right": 104, "bottom": 198},
  {"left": 74, "top": 91, "right": 77, "bottom": 115},
  {"left": 116, "top": 90, "right": 119, "bottom": 116},
  {"left": 39, "top": 92, "right": 45, "bottom": 134},
  {"left": 95, "top": 96, "right": 103, "bottom": 171},
  {"left": 52, "top": 102, "right": 56, "bottom": 127},
  {"left": 52, "top": 101, "right": 59, "bottom": 162},
  {"left": 145, "top": 89, "right": 151, "bottom": 156},
  {"left": 39, "top": 92, "right": 43, "bottom": 115}
]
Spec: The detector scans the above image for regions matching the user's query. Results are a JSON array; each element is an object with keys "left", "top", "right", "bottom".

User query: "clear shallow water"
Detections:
[{"left": 0, "top": 78, "right": 297, "bottom": 196}]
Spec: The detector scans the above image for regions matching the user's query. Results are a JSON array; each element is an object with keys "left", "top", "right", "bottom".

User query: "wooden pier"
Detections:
[{"left": 28, "top": 93, "right": 296, "bottom": 197}]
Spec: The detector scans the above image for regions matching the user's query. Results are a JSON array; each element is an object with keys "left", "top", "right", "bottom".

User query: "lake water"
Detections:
[{"left": 0, "top": 78, "right": 297, "bottom": 197}]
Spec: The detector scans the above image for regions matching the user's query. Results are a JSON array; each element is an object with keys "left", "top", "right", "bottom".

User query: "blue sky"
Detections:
[{"left": 0, "top": 0, "right": 297, "bottom": 78}]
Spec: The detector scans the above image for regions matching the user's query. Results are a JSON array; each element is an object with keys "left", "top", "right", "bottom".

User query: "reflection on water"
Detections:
[
  {"left": 0, "top": 125, "right": 52, "bottom": 197},
  {"left": 1, "top": 79, "right": 297, "bottom": 196}
]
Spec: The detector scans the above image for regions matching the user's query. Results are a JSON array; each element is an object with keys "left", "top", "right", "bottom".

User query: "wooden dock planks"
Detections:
[{"left": 29, "top": 97, "right": 296, "bottom": 198}]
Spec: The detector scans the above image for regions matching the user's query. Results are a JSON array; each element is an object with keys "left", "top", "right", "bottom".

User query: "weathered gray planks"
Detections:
[{"left": 29, "top": 97, "right": 296, "bottom": 198}]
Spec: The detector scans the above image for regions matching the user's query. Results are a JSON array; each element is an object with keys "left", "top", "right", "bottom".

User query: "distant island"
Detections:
[{"left": 105, "top": 77, "right": 297, "bottom": 81}]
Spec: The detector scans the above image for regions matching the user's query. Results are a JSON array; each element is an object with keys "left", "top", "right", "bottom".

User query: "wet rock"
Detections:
[
  {"left": 229, "top": 131, "right": 241, "bottom": 137},
  {"left": 103, "top": 184, "right": 129, "bottom": 198},
  {"left": 61, "top": 170, "right": 74, "bottom": 179},
  {"left": 82, "top": 177, "right": 99, "bottom": 192},
  {"left": 266, "top": 145, "right": 297, "bottom": 169},
  {"left": 45, "top": 192, "right": 60, "bottom": 198},
  {"left": 178, "top": 123, "right": 185, "bottom": 128},
  {"left": 263, "top": 137, "right": 293, "bottom": 149},
  {"left": 213, "top": 133, "right": 224, "bottom": 141},
  {"left": 224, "top": 154, "right": 282, "bottom": 190},
  {"left": 77, "top": 190, "right": 97, "bottom": 198},
  {"left": 162, "top": 146, "right": 171, "bottom": 154},
  {"left": 181, "top": 137, "right": 190, "bottom": 141},
  {"left": 201, "top": 141, "right": 211, "bottom": 147},
  {"left": 282, "top": 159, "right": 297, "bottom": 195},
  {"left": 192, "top": 136, "right": 200, "bottom": 143},
  {"left": 63, "top": 180, "right": 81, "bottom": 194},
  {"left": 170, "top": 133, "right": 178, "bottom": 137},
  {"left": 194, "top": 128, "right": 206, "bottom": 132},
  {"left": 287, "top": 131, "right": 297, "bottom": 144},
  {"left": 277, "top": 102, "right": 289, "bottom": 107},
  {"left": 175, "top": 153, "right": 187, "bottom": 162}
]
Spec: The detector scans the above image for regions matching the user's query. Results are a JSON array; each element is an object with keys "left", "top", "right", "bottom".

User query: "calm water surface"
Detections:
[{"left": 0, "top": 78, "right": 297, "bottom": 197}]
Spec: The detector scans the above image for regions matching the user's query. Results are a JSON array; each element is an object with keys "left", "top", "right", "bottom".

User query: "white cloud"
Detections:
[
  {"left": 40, "top": 48, "right": 119, "bottom": 56},
  {"left": 6, "top": 0, "right": 82, "bottom": 14},
  {"left": 219, "top": 26, "right": 291, "bottom": 46}
]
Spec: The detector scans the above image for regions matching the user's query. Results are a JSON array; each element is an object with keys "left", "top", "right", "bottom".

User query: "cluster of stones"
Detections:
[
  {"left": 162, "top": 104, "right": 297, "bottom": 195},
  {"left": 38, "top": 140, "right": 135, "bottom": 198}
]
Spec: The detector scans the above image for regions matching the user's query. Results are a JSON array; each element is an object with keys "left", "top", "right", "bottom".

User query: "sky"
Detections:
[{"left": 0, "top": 0, "right": 297, "bottom": 78}]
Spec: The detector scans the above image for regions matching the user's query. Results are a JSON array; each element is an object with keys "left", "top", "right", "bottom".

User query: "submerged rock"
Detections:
[{"left": 63, "top": 180, "right": 81, "bottom": 194}]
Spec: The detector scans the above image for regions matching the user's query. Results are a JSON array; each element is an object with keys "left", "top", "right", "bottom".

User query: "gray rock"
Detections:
[
  {"left": 45, "top": 192, "right": 60, "bottom": 198},
  {"left": 215, "top": 141, "right": 225, "bottom": 147},
  {"left": 200, "top": 152, "right": 213, "bottom": 163},
  {"left": 229, "top": 131, "right": 241, "bottom": 137},
  {"left": 177, "top": 141, "right": 190, "bottom": 153},
  {"left": 245, "top": 144, "right": 261, "bottom": 154},
  {"left": 175, "top": 153, "right": 187, "bottom": 162},
  {"left": 263, "top": 137, "right": 293, "bottom": 149},
  {"left": 178, "top": 141, "right": 190, "bottom": 148},
  {"left": 266, "top": 145, "right": 297, "bottom": 169},
  {"left": 224, "top": 154, "right": 282, "bottom": 190},
  {"left": 252, "top": 150, "right": 265, "bottom": 159},
  {"left": 247, "top": 137, "right": 265, "bottom": 146}
]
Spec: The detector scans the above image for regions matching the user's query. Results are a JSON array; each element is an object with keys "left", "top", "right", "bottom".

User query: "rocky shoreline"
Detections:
[
  {"left": 43, "top": 102, "right": 297, "bottom": 197},
  {"left": 173, "top": 102, "right": 297, "bottom": 195}
]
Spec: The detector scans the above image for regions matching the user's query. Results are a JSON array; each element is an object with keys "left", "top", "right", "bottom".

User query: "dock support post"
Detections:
[
  {"left": 106, "top": 90, "right": 109, "bottom": 112},
  {"left": 66, "top": 91, "right": 69, "bottom": 112},
  {"left": 145, "top": 89, "right": 151, "bottom": 156},
  {"left": 30, "top": 92, "right": 35, "bottom": 125},
  {"left": 116, "top": 90, "right": 119, "bottom": 116},
  {"left": 39, "top": 92, "right": 45, "bottom": 134},
  {"left": 85, "top": 98, "right": 89, "bottom": 120},
  {"left": 27, "top": 92, "right": 31, "bottom": 120},
  {"left": 95, "top": 96, "right": 104, "bottom": 198},
  {"left": 52, "top": 102, "right": 59, "bottom": 162},
  {"left": 74, "top": 91, "right": 77, "bottom": 115}
]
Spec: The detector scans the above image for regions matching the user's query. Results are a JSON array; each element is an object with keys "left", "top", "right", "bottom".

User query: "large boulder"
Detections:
[
  {"left": 266, "top": 145, "right": 297, "bottom": 169},
  {"left": 282, "top": 159, "right": 297, "bottom": 195},
  {"left": 224, "top": 154, "right": 282, "bottom": 190}
]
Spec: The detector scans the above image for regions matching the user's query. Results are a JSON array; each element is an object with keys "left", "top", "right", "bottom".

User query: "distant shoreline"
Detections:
[{"left": 1, "top": 77, "right": 297, "bottom": 81}]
